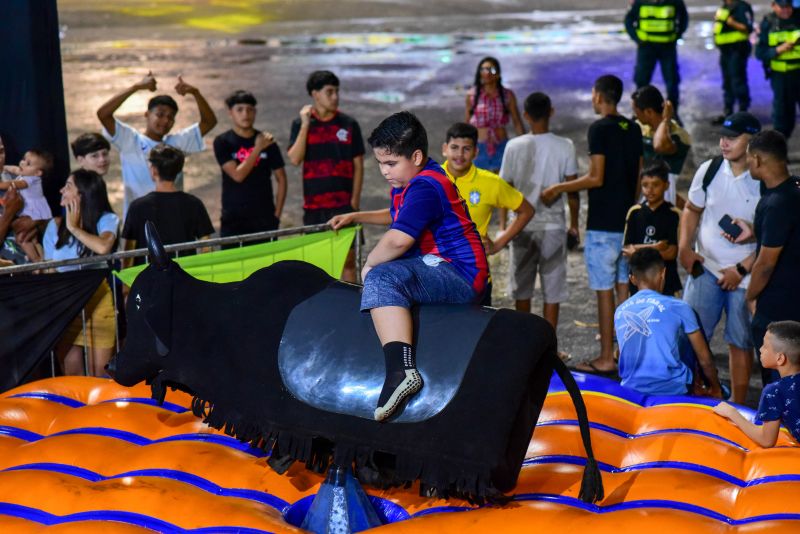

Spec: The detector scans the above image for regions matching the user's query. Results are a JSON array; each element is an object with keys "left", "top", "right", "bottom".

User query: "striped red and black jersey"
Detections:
[
  {"left": 390, "top": 158, "right": 489, "bottom": 296},
  {"left": 289, "top": 111, "right": 365, "bottom": 211}
]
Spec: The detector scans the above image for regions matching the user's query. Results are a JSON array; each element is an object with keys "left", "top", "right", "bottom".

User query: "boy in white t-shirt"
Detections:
[
  {"left": 97, "top": 71, "right": 217, "bottom": 215},
  {"left": 499, "top": 92, "right": 579, "bottom": 329}
]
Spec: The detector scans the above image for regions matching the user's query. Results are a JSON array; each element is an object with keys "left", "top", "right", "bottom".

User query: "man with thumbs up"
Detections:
[{"left": 97, "top": 71, "right": 217, "bottom": 215}]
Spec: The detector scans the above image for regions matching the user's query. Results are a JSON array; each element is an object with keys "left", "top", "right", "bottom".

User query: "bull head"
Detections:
[{"left": 107, "top": 221, "right": 175, "bottom": 387}]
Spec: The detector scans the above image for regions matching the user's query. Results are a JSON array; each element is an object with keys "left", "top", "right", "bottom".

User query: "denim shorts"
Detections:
[
  {"left": 473, "top": 139, "right": 508, "bottom": 172},
  {"left": 584, "top": 230, "right": 628, "bottom": 291},
  {"left": 683, "top": 267, "right": 753, "bottom": 349},
  {"left": 360, "top": 255, "right": 478, "bottom": 311}
]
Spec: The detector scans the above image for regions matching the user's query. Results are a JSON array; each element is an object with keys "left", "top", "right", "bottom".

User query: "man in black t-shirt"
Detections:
[
  {"left": 287, "top": 71, "right": 365, "bottom": 282},
  {"left": 740, "top": 131, "right": 800, "bottom": 386},
  {"left": 122, "top": 145, "right": 214, "bottom": 266},
  {"left": 542, "top": 75, "right": 643, "bottom": 375},
  {"left": 213, "top": 90, "right": 287, "bottom": 244},
  {"left": 623, "top": 160, "right": 682, "bottom": 296}
]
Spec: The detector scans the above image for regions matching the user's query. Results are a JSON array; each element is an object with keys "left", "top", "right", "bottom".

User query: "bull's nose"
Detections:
[{"left": 105, "top": 355, "right": 118, "bottom": 378}]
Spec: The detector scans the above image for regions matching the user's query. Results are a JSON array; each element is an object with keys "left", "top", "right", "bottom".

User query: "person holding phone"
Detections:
[{"left": 677, "top": 112, "right": 761, "bottom": 404}]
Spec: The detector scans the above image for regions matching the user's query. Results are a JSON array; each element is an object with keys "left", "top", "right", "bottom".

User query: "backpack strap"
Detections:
[
  {"left": 702, "top": 156, "right": 725, "bottom": 195},
  {"left": 552, "top": 355, "right": 605, "bottom": 503}
]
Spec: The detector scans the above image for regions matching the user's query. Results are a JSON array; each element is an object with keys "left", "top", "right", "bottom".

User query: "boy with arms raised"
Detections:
[
  {"left": 714, "top": 321, "right": 800, "bottom": 447},
  {"left": 97, "top": 71, "right": 217, "bottom": 215},
  {"left": 214, "top": 90, "right": 287, "bottom": 242},
  {"left": 288, "top": 71, "right": 364, "bottom": 282},
  {"left": 441, "top": 122, "right": 534, "bottom": 305},
  {"left": 329, "top": 111, "right": 488, "bottom": 421},
  {"left": 617, "top": 248, "right": 722, "bottom": 396}
]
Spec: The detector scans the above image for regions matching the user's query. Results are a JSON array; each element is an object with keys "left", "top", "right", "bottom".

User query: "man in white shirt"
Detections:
[
  {"left": 500, "top": 92, "right": 579, "bottom": 329},
  {"left": 678, "top": 112, "right": 761, "bottom": 403},
  {"left": 97, "top": 71, "right": 217, "bottom": 215}
]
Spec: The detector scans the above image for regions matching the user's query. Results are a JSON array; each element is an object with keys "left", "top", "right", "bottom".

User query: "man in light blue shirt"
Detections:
[{"left": 615, "top": 248, "right": 723, "bottom": 396}]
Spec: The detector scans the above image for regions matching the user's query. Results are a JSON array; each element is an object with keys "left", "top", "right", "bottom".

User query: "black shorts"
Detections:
[
  {"left": 220, "top": 214, "right": 279, "bottom": 249},
  {"left": 303, "top": 206, "right": 353, "bottom": 226}
]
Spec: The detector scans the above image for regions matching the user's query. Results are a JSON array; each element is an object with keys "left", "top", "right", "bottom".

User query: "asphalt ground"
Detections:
[{"left": 56, "top": 0, "right": 800, "bottom": 406}]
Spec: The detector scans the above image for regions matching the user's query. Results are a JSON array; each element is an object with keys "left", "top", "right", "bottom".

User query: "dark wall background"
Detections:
[{"left": 0, "top": 0, "right": 69, "bottom": 214}]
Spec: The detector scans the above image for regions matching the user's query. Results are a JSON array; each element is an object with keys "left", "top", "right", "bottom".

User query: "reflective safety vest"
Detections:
[
  {"left": 714, "top": 8, "right": 749, "bottom": 45},
  {"left": 637, "top": 4, "right": 678, "bottom": 43},
  {"left": 769, "top": 29, "right": 800, "bottom": 72}
]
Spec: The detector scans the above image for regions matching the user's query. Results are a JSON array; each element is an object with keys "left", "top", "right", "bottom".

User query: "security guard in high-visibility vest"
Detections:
[
  {"left": 625, "top": 0, "right": 689, "bottom": 112},
  {"left": 711, "top": 0, "right": 754, "bottom": 124},
  {"left": 755, "top": 0, "right": 800, "bottom": 138}
]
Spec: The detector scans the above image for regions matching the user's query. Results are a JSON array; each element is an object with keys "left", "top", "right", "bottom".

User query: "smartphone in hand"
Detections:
[{"left": 719, "top": 214, "right": 742, "bottom": 240}]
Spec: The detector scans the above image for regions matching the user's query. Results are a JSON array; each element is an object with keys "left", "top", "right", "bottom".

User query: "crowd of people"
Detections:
[{"left": 0, "top": 0, "right": 799, "bottom": 438}]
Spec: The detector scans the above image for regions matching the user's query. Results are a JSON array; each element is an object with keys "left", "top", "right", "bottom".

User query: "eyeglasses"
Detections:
[{"left": 480, "top": 67, "right": 498, "bottom": 75}]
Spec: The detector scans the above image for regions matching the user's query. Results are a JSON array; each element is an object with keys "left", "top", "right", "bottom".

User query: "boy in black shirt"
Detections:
[
  {"left": 542, "top": 75, "right": 643, "bottom": 375},
  {"left": 213, "top": 90, "right": 287, "bottom": 243},
  {"left": 122, "top": 145, "right": 214, "bottom": 266},
  {"left": 623, "top": 159, "right": 682, "bottom": 296}
]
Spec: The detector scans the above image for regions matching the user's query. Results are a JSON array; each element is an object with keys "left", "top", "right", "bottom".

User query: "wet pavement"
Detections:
[{"left": 57, "top": 0, "right": 800, "bottom": 406}]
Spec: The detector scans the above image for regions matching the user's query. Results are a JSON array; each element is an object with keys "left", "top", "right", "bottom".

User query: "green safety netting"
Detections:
[{"left": 114, "top": 227, "right": 356, "bottom": 286}]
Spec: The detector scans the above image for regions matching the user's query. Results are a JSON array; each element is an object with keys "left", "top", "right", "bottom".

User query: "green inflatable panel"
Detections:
[{"left": 114, "top": 228, "right": 356, "bottom": 286}]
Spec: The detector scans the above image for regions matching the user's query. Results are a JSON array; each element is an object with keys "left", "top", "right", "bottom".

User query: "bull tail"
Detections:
[{"left": 552, "top": 356, "right": 604, "bottom": 504}]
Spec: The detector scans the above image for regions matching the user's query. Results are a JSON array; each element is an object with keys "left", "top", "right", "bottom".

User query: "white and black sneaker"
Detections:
[{"left": 374, "top": 369, "right": 423, "bottom": 422}]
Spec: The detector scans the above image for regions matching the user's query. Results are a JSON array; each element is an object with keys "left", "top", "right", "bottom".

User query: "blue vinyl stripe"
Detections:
[
  {"left": 524, "top": 455, "right": 800, "bottom": 487},
  {"left": 1, "top": 463, "right": 289, "bottom": 512},
  {"left": 6, "top": 392, "right": 189, "bottom": 413},
  {"left": 537, "top": 419, "right": 749, "bottom": 451},
  {"left": 0, "top": 502, "right": 274, "bottom": 533},
  {"left": 0, "top": 425, "right": 267, "bottom": 457}
]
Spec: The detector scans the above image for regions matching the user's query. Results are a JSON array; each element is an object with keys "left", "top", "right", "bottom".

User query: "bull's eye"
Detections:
[{"left": 135, "top": 293, "right": 142, "bottom": 310}]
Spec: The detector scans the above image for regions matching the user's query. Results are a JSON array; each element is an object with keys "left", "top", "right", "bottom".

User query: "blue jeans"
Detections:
[
  {"left": 474, "top": 139, "right": 507, "bottom": 172},
  {"left": 361, "top": 255, "right": 478, "bottom": 311},
  {"left": 683, "top": 267, "right": 752, "bottom": 349},
  {"left": 584, "top": 230, "right": 628, "bottom": 291}
]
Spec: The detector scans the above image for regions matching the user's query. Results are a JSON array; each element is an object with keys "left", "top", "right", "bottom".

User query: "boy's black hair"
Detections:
[
  {"left": 225, "top": 90, "right": 257, "bottom": 108},
  {"left": 593, "top": 75, "right": 624, "bottom": 105},
  {"left": 27, "top": 149, "right": 54, "bottom": 174},
  {"left": 147, "top": 144, "right": 184, "bottom": 182},
  {"left": 71, "top": 133, "right": 110, "bottom": 158},
  {"left": 445, "top": 122, "right": 478, "bottom": 145},
  {"left": 306, "top": 71, "right": 340, "bottom": 95},
  {"left": 748, "top": 130, "right": 788, "bottom": 163},
  {"left": 368, "top": 111, "right": 428, "bottom": 159},
  {"left": 524, "top": 92, "right": 552, "bottom": 121},
  {"left": 632, "top": 85, "right": 664, "bottom": 114},
  {"left": 641, "top": 158, "right": 670, "bottom": 182},
  {"left": 767, "top": 321, "right": 800, "bottom": 364},
  {"left": 147, "top": 95, "right": 179, "bottom": 113},
  {"left": 629, "top": 248, "right": 665, "bottom": 279}
]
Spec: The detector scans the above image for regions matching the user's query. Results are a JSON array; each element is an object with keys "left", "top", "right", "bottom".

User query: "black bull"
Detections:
[{"left": 109, "top": 223, "right": 603, "bottom": 503}]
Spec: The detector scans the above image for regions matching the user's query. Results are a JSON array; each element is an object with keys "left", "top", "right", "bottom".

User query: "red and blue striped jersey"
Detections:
[{"left": 390, "top": 158, "right": 489, "bottom": 295}]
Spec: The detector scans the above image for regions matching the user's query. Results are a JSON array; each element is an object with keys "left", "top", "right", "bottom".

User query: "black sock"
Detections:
[{"left": 376, "top": 342, "right": 420, "bottom": 417}]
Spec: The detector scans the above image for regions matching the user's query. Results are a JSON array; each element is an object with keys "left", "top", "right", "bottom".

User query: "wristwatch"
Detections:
[{"left": 735, "top": 262, "right": 748, "bottom": 276}]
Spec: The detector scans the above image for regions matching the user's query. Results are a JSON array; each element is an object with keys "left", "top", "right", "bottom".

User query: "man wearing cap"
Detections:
[
  {"left": 625, "top": 0, "right": 689, "bottom": 113},
  {"left": 711, "top": 0, "right": 754, "bottom": 124},
  {"left": 755, "top": 0, "right": 800, "bottom": 138},
  {"left": 677, "top": 112, "right": 762, "bottom": 404}
]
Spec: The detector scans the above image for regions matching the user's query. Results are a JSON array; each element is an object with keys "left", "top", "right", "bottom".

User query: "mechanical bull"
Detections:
[{"left": 109, "top": 222, "right": 603, "bottom": 503}]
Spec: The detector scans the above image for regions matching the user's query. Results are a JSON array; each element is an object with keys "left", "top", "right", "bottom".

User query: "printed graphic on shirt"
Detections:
[
  {"left": 336, "top": 128, "right": 349, "bottom": 143},
  {"left": 469, "top": 189, "right": 481, "bottom": 206},
  {"left": 618, "top": 305, "right": 655, "bottom": 341},
  {"left": 234, "top": 146, "right": 267, "bottom": 166}
]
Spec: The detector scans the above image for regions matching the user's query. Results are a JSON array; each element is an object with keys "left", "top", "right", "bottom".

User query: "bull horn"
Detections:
[{"left": 144, "top": 221, "right": 170, "bottom": 270}]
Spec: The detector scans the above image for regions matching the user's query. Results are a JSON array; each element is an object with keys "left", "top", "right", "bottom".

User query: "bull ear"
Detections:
[{"left": 145, "top": 221, "right": 171, "bottom": 270}]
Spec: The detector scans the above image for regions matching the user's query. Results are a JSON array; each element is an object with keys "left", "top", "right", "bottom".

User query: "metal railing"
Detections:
[{"left": 1, "top": 223, "right": 363, "bottom": 379}]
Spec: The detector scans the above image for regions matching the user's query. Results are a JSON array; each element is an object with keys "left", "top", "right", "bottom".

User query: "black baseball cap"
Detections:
[
  {"left": 718, "top": 112, "right": 762, "bottom": 137},
  {"left": 773, "top": 0, "right": 791, "bottom": 7}
]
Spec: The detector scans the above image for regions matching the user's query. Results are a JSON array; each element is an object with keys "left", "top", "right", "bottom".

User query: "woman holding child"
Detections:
[
  {"left": 465, "top": 57, "right": 525, "bottom": 172},
  {"left": 43, "top": 169, "right": 119, "bottom": 377}
]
